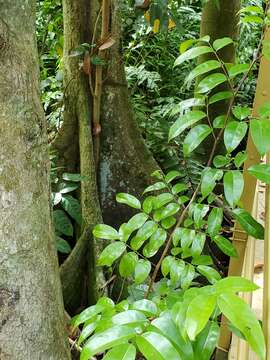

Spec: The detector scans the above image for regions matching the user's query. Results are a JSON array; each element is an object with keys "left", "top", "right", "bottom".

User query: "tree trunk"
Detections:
[
  {"left": 99, "top": 0, "right": 158, "bottom": 227},
  {"left": 0, "top": 2, "right": 71, "bottom": 359},
  {"left": 59, "top": 0, "right": 159, "bottom": 310}
]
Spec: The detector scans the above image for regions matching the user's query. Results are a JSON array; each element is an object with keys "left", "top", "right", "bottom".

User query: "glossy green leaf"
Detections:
[
  {"left": 169, "top": 111, "right": 206, "bottom": 141},
  {"left": 209, "top": 91, "right": 233, "bottom": 105},
  {"left": 234, "top": 151, "right": 247, "bottom": 168},
  {"left": 58, "top": 182, "right": 79, "bottom": 194},
  {"left": 218, "top": 293, "right": 265, "bottom": 359},
  {"left": 197, "top": 265, "right": 221, "bottom": 284},
  {"left": 170, "top": 258, "right": 185, "bottom": 285},
  {"left": 181, "top": 264, "right": 196, "bottom": 290},
  {"left": 103, "top": 344, "right": 136, "bottom": 360},
  {"left": 213, "top": 37, "right": 233, "bottom": 51},
  {"left": 132, "top": 299, "right": 157, "bottom": 316},
  {"left": 197, "top": 73, "right": 227, "bottom": 94},
  {"left": 232, "top": 208, "right": 264, "bottom": 239},
  {"left": 93, "top": 224, "right": 119, "bottom": 240},
  {"left": 240, "top": 5, "right": 263, "bottom": 14},
  {"left": 224, "top": 170, "right": 244, "bottom": 207},
  {"left": 61, "top": 195, "right": 82, "bottom": 225},
  {"left": 116, "top": 193, "right": 141, "bottom": 209},
  {"left": 134, "top": 259, "right": 151, "bottom": 284},
  {"left": 229, "top": 63, "right": 250, "bottom": 78},
  {"left": 143, "top": 182, "right": 166, "bottom": 194},
  {"left": 259, "top": 101, "right": 270, "bottom": 118},
  {"left": 165, "top": 170, "right": 182, "bottom": 183},
  {"left": 123, "top": 213, "right": 149, "bottom": 237},
  {"left": 143, "top": 196, "right": 155, "bottom": 214},
  {"left": 56, "top": 237, "right": 71, "bottom": 254},
  {"left": 174, "top": 46, "right": 213, "bottom": 66},
  {"left": 161, "top": 216, "right": 176, "bottom": 229},
  {"left": 130, "top": 221, "right": 158, "bottom": 250},
  {"left": 53, "top": 210, "right": 73, "bottom": 236},
  {"left": 185, "top": 294, "right": 216, "bottom": 340},
  {"left": 215, "top": 276, "right": 259, "bottom": 294},
  {"left": 183, "top": 125, "right": 212, "bottom": 156},
  {"left": 191, "top": 233, "right": 206, "bottom": 258},
  {"left": 213, "top": 155, "right": 230, "bottom": 168},
  {"left": 201, "top": 168, "right": 223, "bottom": 198},
  {"left": 153, "top": 193, "right": 174, "bottom": 209},
  {"left": 143, "top": 228, "right": 167, "bottom": 258},
  {"left": 224, "top": 121, "right": 248, "bottom": 153},
  {"left": 80, "top": 325, "right": 137, "bottom": 360},
  {"left": 172, "top": 183, "right": 188, "bottom": 195},
  {"left": 161, "top": 256, "right": 174, "bottom": 277},
  {"left": 213, "top": 115, "right": 226, "bottom": 129},
  {"left": 136, "top": 332, "right": 182, "bottom": 360},
  {"left": 119, "top": 252, "right": 138, "bottom": 277},
  {"left": 242, "top": 15, "right": 264, "bottom": 24},
  {"left": 185, "top": 60, "right": 221, "bottom": 85},
  {"left": 232, "top": 106, "right": 251, "bottom": 120},
  {"left": 78, "top": 318, "right": 99, "bottom": 345},
  {"left": 153, "top": 203, "right": 180, "bottom": 222},
  {"left": 213, "top": 235, "right": 238, "bottom": 257},
  {"left": 98, "top": 242, "right": 126, "bottom": 266},
  {"left": 250, "top": 119, "right": 270, "bottom": 156},
  {"left": 71, "top": 304, "right": 103, "bottom": 328},
  {"left": 62, "top": 172, "right": 85, "bottom": 182},
  {"left": 207, "top": 207, "right": 223, "bottom": 238},
  {"left": 248, "top": 164, "right": 270, "bottom": 184},
  {"left": 112, "top": 310, "right": 147, "bottom": 326},
  {"left": 193, "top": 322, "right": 220, "bottom": 360}
]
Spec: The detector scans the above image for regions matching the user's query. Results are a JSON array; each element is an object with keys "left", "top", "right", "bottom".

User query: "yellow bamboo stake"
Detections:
[
  {"left": 263, "top": 153, "right": 270, "bottom": 358},
  {"left": 217, "top": 27, "right": 270, "bottom": 357}
]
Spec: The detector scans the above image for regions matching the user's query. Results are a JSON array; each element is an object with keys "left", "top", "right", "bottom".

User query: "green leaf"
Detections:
[
  {"left": 214, "top": 235, "right": 238, "bottom": 257},
  {"left": 224, "top": 170, "right": 244, "bottom": 207},
  {"left": 229, "top": 64, "right": 250, "bottom": 78},
  {"left": 119, "top": 252, "right": 138, "bottom": 277},
  {"left": 132, "top": 299, "right": 157, "bottom": 316},
  {"left": 98, "top": 242, "right": 126, "bottom": 266},
  {"left": 217, "top": 293, "right": 265, "bottom": 359},
  {"left": 180, "top": 228, "right": 195, "bottom": 249},
  {"left": 143, "top": 182, "right": 166, "bottom": 194},
  {"left": 174, "top": 46, "right": 213, "bottom": 66},
  {"left": 181, "top": 264, "right": 196, "bottom": 290},
  {"left": 71, "top": 304, "right": 104, "bottom": 327},
  {"left": 172, "top": 183, "right": 188, "bottom": 195},
  {"left": 143, "top": 196, "right": 155, "bottom": 214},
  {"left": 213, "top": 115, "right": 226, "bottom": 129},
  {"left": 168, "top": 111, "right": 206, "bottom": 141},
  {"left": 183, "top": 125, "right": 212, "bottom": 156},
  {"left": 213, "top": 155, "right": 230, "bottom": 168},
  {"left": 242, "top": 15, "right": 264, "bottom": 24},
  {"left": 232, "top": 208, "right": 264, "bottom": 239},
  {"left": 232, "top": 106, "right": 251, "bottom": 120},
  {"left": 192, "top": 255, "right": 213, "bottom": 266},
  {"left": 213, "top": 37, "right": 233, "bottom": 51},
  {"left": 58, "top": 182, "right": 79, "bottom": 194},
  {"left": 93, "top": 224, "right": 119, "bottom": 240},
  {"left": 130, "top": 221, "right": 158, "bottom": 250},
  {"left": 193, "top": 322, "right": 220, "bottom": 360},
  {"left": 191, "top": 233, "right": 206, "bottom": 258},
  {"left": 248, "top": 164, "right": 270, "bottom": 184},
  {"left": 124, "top": 213, "right": 149, "bottom": 237},
  {"left": 201, "top": 168, "right": 223, "bottom": 198},
  {"left": 234, "top": 151, "right": 247, "bottom": 168},
  {"left": 259, "top": 101, "right": 270, "bottom": 118},
  {"left": 116, "top": 193, "right": 141, "bottom": 209},
  {"left": 161, "top": 216, "right": 176, "bottom": 229},
  {"left": 53, "top": 210, "right": 73, "bottom": 236},
  {"left": 112, "top": 310, "right": 147, "bottom": 326},
  {"left": 209, "top": 91, "right": 233, "bottom": 105},
  {"left": 78, "top": 318, "right": 99, "bottom": 345},
  {"left": 240, "top": 5, "right": 263, "bottom": 15},
  {"left": 180, "top": 39, "right": 198, "bottom": 54},
  {"left": 134, "top": 259, "right": 151, "bottom": 284},
  {"left": 185, "top": 60, "right": 221, "bottom": 85},
  {"left": 215, "top": 276, "right": 259, "bottom": 294},
  {"left": 170, "top": 258, "right": 185, "bottom": 285},
  {"left": 103, "top": 344, "right": 136, "bottom": 360},
  {"left": 197, "top": 265, "right": 221, "bottom": 284},
  {"left": 143, "top": 228, "right": 167, "bottom": 258},
  {"left": 61, "top": 195, "right": 82, "bottom": 225},
  {"left": 165, "top": 170, "right": 182, "bottom": 183},
  {"left": 151, "top": 315, "right": 194, "bottom": 360},
  {"left": 153, "top": 203, "right": 180, "bottom": 222},
  {"left": 62, "top": 172, "right": 85, "bottom": 182},
  {"left": 136, "top": 332, "right": 182, "bottom": 360},
  {"left": 153, "top": 193, "right": 174, "bottom": 209},
  {"left": 161, "top": 256, "right": 174, "bottom": 277},
  {"left": 224, "top": 121, "right": 248, "bottom": 153},
  {"left": 207, "top": 207, "right": 223, "bottom": 238},
  {"left": 197, "top": 73, "right": 227, "bottom": 94},
  {"left": 56, "top": 237, "right": 71, "bottom": 254},
  {"left": 185, "top": 294, "right": 217, "bottom": 340},
  {"left": 80, "top": 325, "right": 137, "bottom": 360},
  {"left": 250, "top": 119, "right": 270, "bottom": 156}
]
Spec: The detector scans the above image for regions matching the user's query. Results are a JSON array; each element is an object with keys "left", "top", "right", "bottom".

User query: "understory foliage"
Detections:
[{"left": 70, "top": 3, "right": 270, "bottom": 360}]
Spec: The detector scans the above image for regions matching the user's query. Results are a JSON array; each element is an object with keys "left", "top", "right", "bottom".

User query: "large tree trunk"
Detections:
[
  {"left": 0, "top": 2, "right": 70, "bottom": 359},
  {"left": 58, "top": 0, "right": 158, "bottom": 310}
]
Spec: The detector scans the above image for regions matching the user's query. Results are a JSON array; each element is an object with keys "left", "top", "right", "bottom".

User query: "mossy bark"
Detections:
[
  {"left": 98, "top": 0, "right": 159, "bottom": 227},
  {"left": 60, "top": 0, "right": 105, "bottom": 312},
  {"left": 0, "top": 1, "right": 70, "bottom": 358}
]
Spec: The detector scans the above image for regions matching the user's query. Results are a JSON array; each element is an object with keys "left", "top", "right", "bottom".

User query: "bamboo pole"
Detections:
[
  {"left": 216, "top": 27, "right": 270, "bottom": 358},
  {"left": 263, "top": 154, "right": 270, "bottom": 358}
]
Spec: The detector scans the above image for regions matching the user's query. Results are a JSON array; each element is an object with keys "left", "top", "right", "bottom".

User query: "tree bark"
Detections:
[{"left": 0, "top": 1, "right": 70, "bottom": 359}]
